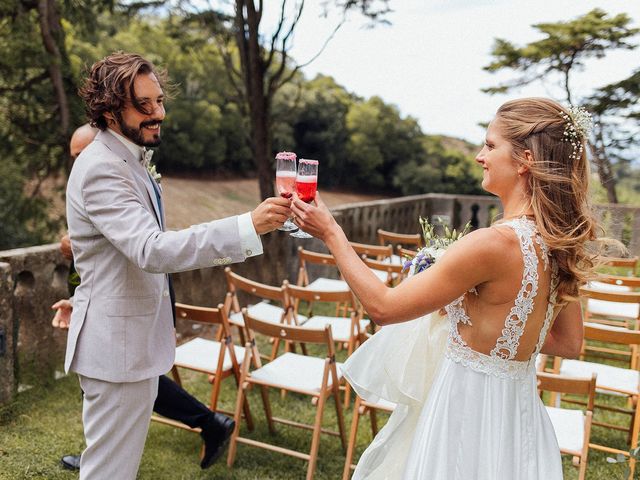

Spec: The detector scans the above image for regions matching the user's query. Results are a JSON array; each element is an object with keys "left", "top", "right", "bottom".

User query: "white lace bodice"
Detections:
[{"left": 445, "top": 217, "right": 558, "bottom": 379}]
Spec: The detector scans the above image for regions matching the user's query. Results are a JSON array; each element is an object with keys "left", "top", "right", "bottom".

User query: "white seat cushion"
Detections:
[
  {"left": 175, "top": 337, "right": 245, "bottom": 373},
  {"left": 250, "top": 352, "right": 343, "bottom": 392},
  {"left": 560, "top": 359, "right": 640, "bottom": 396},
  {"left": 587, "top": 298, "right": 639, "bottom": 320},
  {"left": 589, "top": 281, "right": 632, "bottom": 292},
  {"left": 370, "top": 268, "right": 392, "bottom": 283},
  {"left": 229, "top": 301, "right": 308, "bottom": 326},
  {"left": 307, "top": 277, "right": 349, "bottom": 292},
  {"left": 308, "top": 273, "right": 390, "bottom": 288},
  {"left": 584, "top": 321, "right": 627, "bottom": 331},
  {"left": 384, "top": 254, "right": 404, "bottom": 266},
  {"left": 303, "top": 316, "right": 371, "bottom": 343},
  {"left": 545, "top": 406, "right": 585, "bottom": 453}
]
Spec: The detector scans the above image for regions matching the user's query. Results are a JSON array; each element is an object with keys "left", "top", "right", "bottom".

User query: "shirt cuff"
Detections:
[{"left": 238, "top": 212, "right": 263, "bottom": 258}]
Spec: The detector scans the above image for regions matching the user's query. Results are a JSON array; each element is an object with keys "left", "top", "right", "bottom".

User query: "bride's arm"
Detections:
[
  {"left": 291, "top": 192, "right": 503, "bottom": 326},
  {"left": 540, "top": 301, "right": 583, "bottom": 358}
]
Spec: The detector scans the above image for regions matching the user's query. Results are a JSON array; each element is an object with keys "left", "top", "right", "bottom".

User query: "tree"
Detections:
[
  {"left": 392, "top": 136, "right": 483, "bottom": 196},
  {"left": 482, "top": 8, "right": 639, "bottom": 203},
  {"left": 0, "top": 0, "right": 84, "bottom": 247},
  {"left": 181, "top": 0, "right": 391, "bottom": 199},
  {"left": 282, "top": 74, "right": 355, "bottom": 187},
  {"left": 344, "top": 96, "right": 426, "bottom": 191},
  {"left": 584, "top": 69, "right": 640, "bottom": 204},
  {"left": 68, "top": 15, "right": 255, "bottom": 174}
]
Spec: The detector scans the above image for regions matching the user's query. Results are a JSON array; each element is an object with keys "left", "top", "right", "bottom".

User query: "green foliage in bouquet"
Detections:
[{"left": 419, "top": 216, "right": 471, "bottom": 249}]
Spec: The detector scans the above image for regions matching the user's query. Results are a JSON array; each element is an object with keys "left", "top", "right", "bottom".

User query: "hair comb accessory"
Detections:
[{"left": 559, "top": 106, "right": 593, "bottom": 161}]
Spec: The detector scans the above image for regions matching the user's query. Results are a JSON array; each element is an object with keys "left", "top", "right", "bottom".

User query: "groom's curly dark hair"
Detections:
[{"left": 79, "top": 52, "right": 172, "bottom": 130}]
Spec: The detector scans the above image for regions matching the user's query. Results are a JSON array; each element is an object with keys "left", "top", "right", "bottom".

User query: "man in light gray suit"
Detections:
[{"left": 65, "top": 52, "right": 291, "bottom": 479}]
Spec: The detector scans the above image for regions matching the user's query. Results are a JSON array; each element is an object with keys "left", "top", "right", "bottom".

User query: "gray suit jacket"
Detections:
[{"left": 65, "top": 130, "right": 247, "bottom": 382}]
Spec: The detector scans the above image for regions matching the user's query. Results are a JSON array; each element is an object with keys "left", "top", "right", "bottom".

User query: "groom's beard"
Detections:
[{"left": 115, "top": 113, "right": 162, "bottom": 147}]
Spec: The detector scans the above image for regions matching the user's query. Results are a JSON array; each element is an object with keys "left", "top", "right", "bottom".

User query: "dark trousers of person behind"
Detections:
[{"left": 154, "top": 374, "right": 213, "bottom": 429}]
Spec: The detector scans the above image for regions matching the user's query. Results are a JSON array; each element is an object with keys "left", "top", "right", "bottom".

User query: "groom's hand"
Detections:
[
  {"left": 51, "top": 298, "right": 73, "bottom": 329},
  {"left": 251, "top": 196, "right": 292, "bottom": 235}
]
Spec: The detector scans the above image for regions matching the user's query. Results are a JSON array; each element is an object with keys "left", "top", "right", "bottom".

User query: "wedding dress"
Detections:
[{"left": 342, "top": 217, "right": 563, "bottom": 480}]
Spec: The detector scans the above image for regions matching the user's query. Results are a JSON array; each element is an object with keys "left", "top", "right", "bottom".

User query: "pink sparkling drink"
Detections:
[
  {"left": 275, "top": 151, "right": 297, "bottom": 198},
  {"left": 275, "top": 151, "right": 298, "bottom": 232},
  {"left": 276, "top": 171, "right": 296, "bottom": 198},
  {"left": 295, "top": 175, "right": 317, "bottom": 203}
]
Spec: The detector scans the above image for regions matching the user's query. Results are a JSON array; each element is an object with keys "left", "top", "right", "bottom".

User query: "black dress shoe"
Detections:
[
  {"left": 200, "top": 413, "right": 235, "bottom": 469},
  {"left": 61, "top": 454, "right": 81, "bottom": 471}
]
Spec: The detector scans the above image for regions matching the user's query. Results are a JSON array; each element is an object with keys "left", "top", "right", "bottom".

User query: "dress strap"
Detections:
[
  {"left": 533, "top": 260, "right": 559, "bottom": 356},
  {"left": 490, "top": 218, "right": 540, "bottom": 360}
]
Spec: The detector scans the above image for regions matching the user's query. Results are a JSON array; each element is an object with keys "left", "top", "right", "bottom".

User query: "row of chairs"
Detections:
[
  {"left": 151, "top": 255, "right": 375, "bottom": 478},
  {"left": 536, "top": 257, "right": 640, "bottom": 479},
  {"left": 153, "top": 294, "right": 347, "bottom": 479},
  {"left": 148, "top": 232, "right": 423, "bottom": 477},
  {"left": 154, "top": 230, "right": 638, "bottom": 478}
]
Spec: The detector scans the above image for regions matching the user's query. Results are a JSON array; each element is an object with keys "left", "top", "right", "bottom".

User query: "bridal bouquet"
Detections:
[{"left": 403, "top": 217, "right": 471, "bottom": 276}]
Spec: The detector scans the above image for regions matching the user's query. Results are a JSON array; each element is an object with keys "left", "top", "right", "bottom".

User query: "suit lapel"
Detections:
[{"left": 97, "top": 130, "right": 164, "bottom": 228}]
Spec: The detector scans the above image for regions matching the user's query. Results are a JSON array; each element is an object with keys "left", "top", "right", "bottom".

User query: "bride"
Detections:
[{"left": 290, "top": 97, "right": 597, "bottom": 479}]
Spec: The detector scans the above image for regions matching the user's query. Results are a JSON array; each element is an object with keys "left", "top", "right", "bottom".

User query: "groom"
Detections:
[{"left": 65, "top": 52, "right": 290, "bottom": 479}]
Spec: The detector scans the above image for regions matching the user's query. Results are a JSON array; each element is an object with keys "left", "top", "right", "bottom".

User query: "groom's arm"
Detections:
[{"left": 80, "top": 159, "right": 290, "bottom": 273}]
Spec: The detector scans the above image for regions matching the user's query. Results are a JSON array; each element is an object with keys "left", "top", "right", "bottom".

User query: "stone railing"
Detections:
[{"left": 1, "top": 193, "right": 638, "bottom": 405}]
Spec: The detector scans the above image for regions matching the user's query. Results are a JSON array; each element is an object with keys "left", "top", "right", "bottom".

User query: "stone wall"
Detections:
[
  {"left": 0, "top": 245, "right": 71, "bottom": 394},
  {"left": 1, "top": 194, "right": 638, "bottom": 405},
  {"left": 0, "top": 262, "right": 14, "bottom": 405}
]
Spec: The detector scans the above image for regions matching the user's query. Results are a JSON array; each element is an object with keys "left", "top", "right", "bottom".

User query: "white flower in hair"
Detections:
[
  {"left": 567, "top": 105, "right": 593, "bottom": 138},
  {"left": 560, "top": 105, "right": 593, "bottom": 161}
]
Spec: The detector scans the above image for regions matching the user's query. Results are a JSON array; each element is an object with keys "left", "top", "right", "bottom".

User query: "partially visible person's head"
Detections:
[
  {"left": 79, "top": 52, "right": 168, "bottom": 147},
  {"left": 493, "top": 97, "right": 599, "bottom": 301},
  {"left": 70, "top": 123, "right": 98, "bottom": 159}
]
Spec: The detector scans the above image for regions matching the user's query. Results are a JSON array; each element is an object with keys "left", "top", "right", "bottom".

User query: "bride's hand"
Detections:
[{"left": 291, "top": 191, "right": 339, "bottom": 242}]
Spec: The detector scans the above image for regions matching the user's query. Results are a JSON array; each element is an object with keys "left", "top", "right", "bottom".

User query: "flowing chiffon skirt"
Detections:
[{"left": 342, "top": 313, "right": 562, "bottom": 480}]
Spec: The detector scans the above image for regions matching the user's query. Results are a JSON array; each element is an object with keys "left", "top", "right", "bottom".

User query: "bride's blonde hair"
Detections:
[{"left": 495, "top": 97, "right": 599, "bottom": 302}]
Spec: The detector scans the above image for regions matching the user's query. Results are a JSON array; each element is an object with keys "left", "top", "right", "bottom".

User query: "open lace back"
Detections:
[{"left": 445, "top": 217, "right": 558, "bottom": 379}]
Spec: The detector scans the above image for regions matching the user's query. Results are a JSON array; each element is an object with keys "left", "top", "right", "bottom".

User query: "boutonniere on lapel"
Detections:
[{"left": 143, "top": 148, "right": 162, "bottom": 184}]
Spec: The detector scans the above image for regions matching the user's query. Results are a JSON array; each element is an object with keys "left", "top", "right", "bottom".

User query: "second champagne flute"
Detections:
[
  {"left": 290, "top": 159, "right": 318, "bottom": 239},
  {"left": 275, "top": 151, "right": 298, "bottom": 232}
]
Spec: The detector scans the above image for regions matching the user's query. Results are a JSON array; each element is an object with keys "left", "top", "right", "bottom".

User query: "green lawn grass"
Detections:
[{"left": 0, "top": 317, "right": 638, "bottom": 479}]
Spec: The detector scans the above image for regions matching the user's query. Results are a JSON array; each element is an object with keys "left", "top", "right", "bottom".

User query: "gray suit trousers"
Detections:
[{"left": 79, "top": 375, "right": 159, "bottom": 480}]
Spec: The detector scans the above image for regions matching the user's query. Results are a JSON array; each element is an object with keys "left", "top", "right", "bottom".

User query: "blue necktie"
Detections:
[
  {"left": 147, "top": 172, "right": 164, "bottom": 229},
  {"left": 144, "top": 159, "right": 173, "bottom": 322}
]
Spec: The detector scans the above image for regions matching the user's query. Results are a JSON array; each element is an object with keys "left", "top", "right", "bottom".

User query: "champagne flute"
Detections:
[
  {"left": 290, "top": 159, "right": 318, "bottom": 239},
  {"left": 275, "top": 151, "right": 298, "bottom": 232}
]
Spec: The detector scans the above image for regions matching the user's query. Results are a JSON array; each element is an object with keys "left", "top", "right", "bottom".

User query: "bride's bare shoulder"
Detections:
[{"left": 452, "top": 226, "right": 519, "bottom": 255}]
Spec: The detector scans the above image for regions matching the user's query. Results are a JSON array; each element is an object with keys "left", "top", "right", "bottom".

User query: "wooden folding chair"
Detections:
[
  {"left": 342, "top": 395, "right": 395, "bottom": 480},
  {"left": 361, "top": 256, "right": 407, "bottom": 287},
  {"left": 349, "top": 242, "right": 397, "bottom": 282},
  {"left": 377, "top": 228, "right": 422, "bottom": 254},
  {"left": 594, "top": 273, "right": 640, "bottom": 290},
  {"left": 537, "top": 371, "right": 597, "bottom": 480},
  {"left": 580, "top": 286, "right": 640, "bottom": 330},
  {"left": 297, "top": 246, "right": 347, "bottom": 292},
  {"left": 349, "top": 241, "right": 393, "bottom": 261},
  {"left": 599, "top": 256, "right": 638, "bottom": 276},
  {"left": 285, "top": 282, "right": 368, "bottom": 407},
  {"left": 225, "top": 267, "right": 307, "bottom": 359},
  {"left": 297, "top": 247, "right": 354, "bottom": 318},
  {"left": 227, "top": 311, "right": 347, "bottom": 480},
  {"left": 151, "top": 295, "right": 253, "bottom": 436},
  {"left": 557, "top": 322, "right": 640, "bottom": 476}
]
